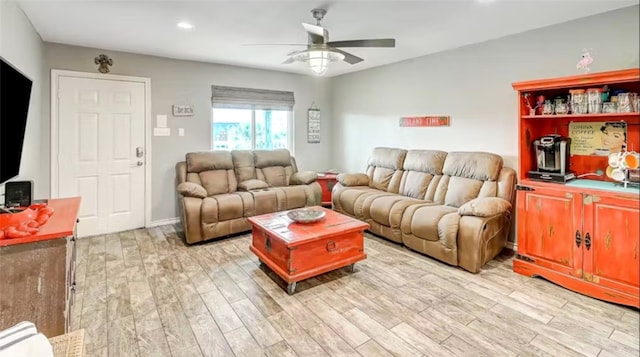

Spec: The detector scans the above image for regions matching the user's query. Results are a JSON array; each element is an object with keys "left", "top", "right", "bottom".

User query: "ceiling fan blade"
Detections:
[
  {"left": 332, "top": 48, "right": 364, "bottom": 65},
  {"left": 242, "top": 43, "right": 308, "bottom": 46},
  {"left": 302, "top": 22, "right": 327, "bottom": 44},
  {"left": 326, "top": 39, "right": 396, "bottom": 48},
  {"left": 282, "top": 57, "right": 296, "bottom": 64},
  {"left": 286, "top": 49, "right": 308, "bottom": 56}
]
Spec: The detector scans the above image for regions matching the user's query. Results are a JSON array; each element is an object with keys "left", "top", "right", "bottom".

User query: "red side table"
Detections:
[{"left": 317, "top": 173, "right": 338, "bottom": 207}]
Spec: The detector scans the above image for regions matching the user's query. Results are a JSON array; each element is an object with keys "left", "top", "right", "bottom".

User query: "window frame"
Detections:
[{"left": 210, "top": 105, "right": 294, "bottom": 153}]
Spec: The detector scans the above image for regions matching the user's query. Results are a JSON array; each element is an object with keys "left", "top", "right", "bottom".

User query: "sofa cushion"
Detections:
[
  {"left": 232, "top": 150, "right": 256, "bottom": 182},
  {"left": 403, "top": 150, "right": 447, "bottom": 175},
  {"left": 254, "top": 149, "right": 292, "bottom": 167},
  {"left": 238, "top": 179, "right": 269, "bottom": 191},
  {"left": 365, "top": 147, "right": 407, "bottom": 193},
  {"left": 290, "top": 171, "right": 317, "bottom": 185},
  {"left": 199, "top": 170, "right": 237, "bottom": 196},
  {"left": 176, "top": 182, "right": 207, "bottom": 198},
  {"left": 186, "top": 151, "right": 233, "bottom": 173},
  {"left": 271, "top": 186, "right": 310, "bottom": 210},
  {"left": 458, "top": 197, "right": 512, "bottom": 217},
  {"left": 368, "top": 147, "right": 407, "bottom": 170},
  {"left": 443, "top": 176, "right": 484, "bottom": 208},
  {"left": 201, "top": 194, "right": 243, "bottom": 222},
  {"left": 407, "top": 205, "right": 458, "bottom": 241},
  {"left": 442, "top": 152, "right": 503, "bottom": 181},
  {"left": 259, "top": 166, "right": 288, "bottom": 187}
]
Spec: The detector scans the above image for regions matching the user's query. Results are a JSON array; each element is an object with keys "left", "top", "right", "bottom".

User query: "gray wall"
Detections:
[
  {"left": 0, "top": 1, "right": 45, "bottom": 200},
  {"left": 330, "top": 6, "right": 640, "bottom": 176},
  {"left": 43, "top": 44, "right": 332, "bottom": 222},
  {"left": 329, "top": 6, "right": 639, "bottom": 245}
]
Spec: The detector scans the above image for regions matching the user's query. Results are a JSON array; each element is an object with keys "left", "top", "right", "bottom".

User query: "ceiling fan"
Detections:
[{"left": 251, "top": 8, "right": 396, "bottom": 76}]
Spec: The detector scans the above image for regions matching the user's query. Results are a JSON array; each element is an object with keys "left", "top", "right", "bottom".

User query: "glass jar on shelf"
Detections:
[
  {"left": 618, "top": 92, "right": 637, "bottom": 113},
  {"left": 586, "top": 87, "right": 603, "bottom": 113},
  {"left": 554, "top": 97, "right": 568, "bottom": 114},
  {"left": 569, "top": 89, "right": 588, "bottom": 114}
]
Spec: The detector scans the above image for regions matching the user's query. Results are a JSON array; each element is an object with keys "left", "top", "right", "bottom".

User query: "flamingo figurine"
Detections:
[{"left": 577, "top": 52, "right": 593, "bottom": 73}]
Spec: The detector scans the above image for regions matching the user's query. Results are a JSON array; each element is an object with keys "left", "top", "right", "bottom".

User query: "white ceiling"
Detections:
[{"left": 18, "top": 0, "right": 639, "bottom": 77}]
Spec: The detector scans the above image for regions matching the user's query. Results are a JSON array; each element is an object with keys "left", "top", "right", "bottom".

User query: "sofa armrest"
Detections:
[
  {"left": 177, "top": 182, "right": 207, "bottom": 198},
  {"left": 290, "top": 171, "right": 318, "bottom": 185},
  {"left": 337, "top": 173, "right": 369, "bottom": 186},
  {"left": 458, "top": 197, "right": 512, "bottom": 217},
  {"left": 180, "top": 196, "right": 203, "bottom": 244},
  {"left": 238, "top": 179, "right": 269, "bottom": 191}
]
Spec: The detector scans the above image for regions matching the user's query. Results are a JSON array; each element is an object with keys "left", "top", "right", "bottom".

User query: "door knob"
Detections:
[{"left": 132, "top": 161, "right": 143, "bottom": 167}]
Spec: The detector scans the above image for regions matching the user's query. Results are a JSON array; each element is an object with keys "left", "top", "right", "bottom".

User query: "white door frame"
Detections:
[{"left": 50, "top": 69, "right": 153, "bottom": 228}]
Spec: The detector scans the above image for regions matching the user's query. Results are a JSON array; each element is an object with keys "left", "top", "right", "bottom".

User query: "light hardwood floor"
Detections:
[{"left": 72, "top": 224, "right": 639, "bottom": 357}]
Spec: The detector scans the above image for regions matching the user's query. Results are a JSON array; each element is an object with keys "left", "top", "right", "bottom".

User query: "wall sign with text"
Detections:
[
  {"left": 172, "top": 104, "right": 194, "bottom": 117},
  {"left": 399, "top": 116, "right": 450, "bottom": 127},
  {"left": 568, "top": 121, "right": 627, "bottom": 156}
]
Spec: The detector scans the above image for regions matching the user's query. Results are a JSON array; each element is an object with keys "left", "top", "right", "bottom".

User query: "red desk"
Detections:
[{"left": 0, "top": 197, "right": 81, "bottom": 337}]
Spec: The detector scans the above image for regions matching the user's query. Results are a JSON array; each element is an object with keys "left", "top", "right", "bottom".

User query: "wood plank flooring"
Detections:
[{"left": 72, "top": 225, "right": 639, "bottom": 357}]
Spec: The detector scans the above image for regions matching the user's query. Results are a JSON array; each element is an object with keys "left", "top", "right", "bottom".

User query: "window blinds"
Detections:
[{"left": 211, "top": 85, "right": 295, "bottom": 110}]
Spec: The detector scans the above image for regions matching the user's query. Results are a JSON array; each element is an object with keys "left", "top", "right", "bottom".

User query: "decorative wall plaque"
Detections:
[
  {"left": 172, "top": 104, "right": 194, "bottom": 117},
  {"left": 307, "top": 105, "right": 320, "bottom": 143},
  {"left": 399, "top": 116, "right": 450, "bottom": 127},
  {"left": 94, "top": 54, "right": 113, "bottom": 73}
]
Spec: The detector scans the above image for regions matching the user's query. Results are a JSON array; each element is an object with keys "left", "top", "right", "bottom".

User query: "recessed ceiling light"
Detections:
[{"left": 177, "top": 22, "right": 194, "bottom": 30}]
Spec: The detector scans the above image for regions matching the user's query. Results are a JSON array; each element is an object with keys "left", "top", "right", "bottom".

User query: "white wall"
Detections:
[
  {"left": 43, "top": 44, "right": 332, "bottom": 222},
  {"left": 330, "top": 6, "right": 640, "bottom": 175},
  {"left": 0, "top": 1, "right": 44, "bottom": 200}
]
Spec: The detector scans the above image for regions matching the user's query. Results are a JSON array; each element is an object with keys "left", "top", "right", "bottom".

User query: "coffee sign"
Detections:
[{"left": 568, "top": 121, "right": 627, "bottom": 156}]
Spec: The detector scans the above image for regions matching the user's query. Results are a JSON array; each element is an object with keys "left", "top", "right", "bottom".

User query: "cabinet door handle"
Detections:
[
  {"left": 326, "top": 241, "right": 336, "bottom": 252},
  {"left": 575, "top": 230, "right": 581, "bottom": 248},
  {"left": 585, "top": 232, "right": 591, "bottom": 250}
]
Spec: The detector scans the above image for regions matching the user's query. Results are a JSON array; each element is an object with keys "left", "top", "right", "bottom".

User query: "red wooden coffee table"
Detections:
[{"left": 248, "top": 207, "right": 368, "bottom": 294}]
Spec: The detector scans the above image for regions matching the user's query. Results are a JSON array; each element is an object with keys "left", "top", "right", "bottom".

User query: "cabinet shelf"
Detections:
[{"left": 522, "top": 112, "right": 639, "bottom": 119}]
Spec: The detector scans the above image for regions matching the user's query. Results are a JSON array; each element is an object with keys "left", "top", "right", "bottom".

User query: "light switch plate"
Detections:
[
  {"left": 154, "top": 127, "right": 170, "bottom": 136},
  {"left": 179, "top": 128, "right": 184, "bottom": 136},
  {"left": 156, "top": 115, "right": 167, "bottom": 128}
]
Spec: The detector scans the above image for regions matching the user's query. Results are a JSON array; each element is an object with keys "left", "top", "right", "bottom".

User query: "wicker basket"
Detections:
[{"left": 48, "top": 329, "right": 85, "bottom": 357}]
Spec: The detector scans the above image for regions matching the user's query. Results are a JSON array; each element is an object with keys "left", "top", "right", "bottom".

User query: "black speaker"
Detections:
[{"left": 4, "top": 180, "right": 33, "bottom": 207}]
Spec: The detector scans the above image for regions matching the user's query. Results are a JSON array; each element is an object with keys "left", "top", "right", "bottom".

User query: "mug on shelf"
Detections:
[{"left": 609, "top": 151, "right": 640, "bottom": 171}]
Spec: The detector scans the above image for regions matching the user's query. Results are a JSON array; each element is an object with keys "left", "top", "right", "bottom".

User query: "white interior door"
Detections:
[{"left": 57, "top": 76, "right": 145, "bottom": 237}]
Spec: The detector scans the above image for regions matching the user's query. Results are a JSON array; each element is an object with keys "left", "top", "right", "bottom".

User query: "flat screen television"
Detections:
[{"left": 0, "top": 56, "right": 33, "bottom": 184}]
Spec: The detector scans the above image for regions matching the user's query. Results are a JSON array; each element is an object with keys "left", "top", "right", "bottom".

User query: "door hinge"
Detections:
[{"left": 516, "top": 185, "right": 535, "bottom": 191}]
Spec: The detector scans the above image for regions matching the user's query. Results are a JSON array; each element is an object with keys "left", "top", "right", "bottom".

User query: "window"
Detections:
[{"left": 211, "top": 86, "right": 294, "bottom": 151}]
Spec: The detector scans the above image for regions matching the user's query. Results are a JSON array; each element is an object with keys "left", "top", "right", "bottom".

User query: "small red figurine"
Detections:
[{"left": 0, "top": 204, "right": 54, "bottom": 239}]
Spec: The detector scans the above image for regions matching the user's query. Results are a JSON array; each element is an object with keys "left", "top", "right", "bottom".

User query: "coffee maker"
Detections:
[{"left": 528, "top": 134, "right": 576, "bottom": 183}]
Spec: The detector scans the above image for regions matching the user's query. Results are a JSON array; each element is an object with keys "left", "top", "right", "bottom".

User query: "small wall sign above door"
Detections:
[
  {"left": 399, "top": 116, "right": 450, "bottom": 127},
  {"left": 172, "top": 104, "right": 194, "bottom": 117}
]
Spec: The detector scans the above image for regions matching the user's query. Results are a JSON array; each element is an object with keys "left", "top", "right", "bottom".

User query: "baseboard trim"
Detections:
[
  {"left": 506, "top": 241, "right": 518, "bottom": 251},
  {"left": 147, "top": 217, "right": 180, "bottom": 228}
]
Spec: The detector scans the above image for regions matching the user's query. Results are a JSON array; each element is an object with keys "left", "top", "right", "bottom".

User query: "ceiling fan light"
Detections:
[{"left": 293, "top": 50, "right": 344, "bottom": 76}]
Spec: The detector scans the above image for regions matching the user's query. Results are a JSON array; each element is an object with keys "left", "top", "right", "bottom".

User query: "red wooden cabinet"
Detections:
[
  {"left": 512, "top": 69, "right": 640, "bottom": 308},
  {"left": 516, "top": 186, "right": 583, "bottom": 279},
  {"left": 583, "top": 192, "right": 640, "bottom": 298}
]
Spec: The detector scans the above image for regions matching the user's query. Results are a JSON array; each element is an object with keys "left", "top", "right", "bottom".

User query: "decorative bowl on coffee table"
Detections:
[{"left": 287, "top": 207, "right": 326, "bottom": 223}]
